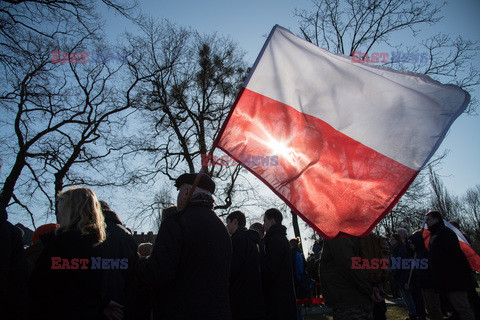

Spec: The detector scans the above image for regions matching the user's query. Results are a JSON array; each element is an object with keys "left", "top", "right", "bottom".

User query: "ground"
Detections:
[
  {"left": 304, "top": 303, "right": 409, "bottom": 319},
  {"left": 304, "top": 273, "right": 480, "bottom": 319}
]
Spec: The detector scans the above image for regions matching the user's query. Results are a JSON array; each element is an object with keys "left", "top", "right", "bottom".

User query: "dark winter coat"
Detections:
[
  {"left": 262, "top": 224, "right": 296, "bottom": 320},
  {"left": 29, "top": 228, "right": 104, "bottom": 320},
  {"left": 390, "top": 244, "right": 409, "bottom": 286},
  {"left": 25, "top": 231, "right": 55, "bottom": 277},
  {"left": 408, "top": 231, "right": 433, "bottom": 289},
  {"left": 100, "top": 210, "right": 138, "bottom": 316},
  {"left": 319, "top": 237, "right": 373, "bottom": 309},
  {"left": 428, "top": 219, "right": 472, "bottom": 292},
  {"left": 136, "top": 194, "right": 232, "bottom": 320},
  {"left": 229, "top": 227, "right": 266, "bottom": 320},
  {"left": 0, "top": 205, "right": 28, "bottom": 320}
]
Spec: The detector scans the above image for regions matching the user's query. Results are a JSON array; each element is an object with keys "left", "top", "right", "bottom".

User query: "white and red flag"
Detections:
[
  {"left": 213, "top": 25, "right": 470, "bottom": 239},
  {"left": 422, "top": 220, "right": 480, "bottom": 272}
]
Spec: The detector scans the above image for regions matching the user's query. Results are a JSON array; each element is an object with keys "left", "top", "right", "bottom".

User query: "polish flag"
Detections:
[
  {"left": 422, "top": 220, "right": 480, "bottom": 272},
  {"left": 213, "top": 25, "right": 470, "bottom": 239}
]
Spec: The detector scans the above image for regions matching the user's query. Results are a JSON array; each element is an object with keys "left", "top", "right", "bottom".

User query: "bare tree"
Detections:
[
  {"left": 295, "top": 0, "right": 478, "bottom": 113},
  {"left": 120, "top": 19, "right": 253, "bottom": 222},
  {"left": 428, "top": 166, "right": 464, "bottom": 222},
  {"left": 0, "top": 0, "right": 137, "bottom": 224},
  {"left": 463, "top": 185, "right": 480, "bottom": 250},
  {"left": 464, "top": 185, "right": 480, "bottom": 229}
]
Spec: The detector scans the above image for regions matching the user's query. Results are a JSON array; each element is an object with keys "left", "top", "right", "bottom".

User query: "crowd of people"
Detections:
[
  {"left": 1, "top": 172, "right": 479, "bottom": 320},
  {"left": 317, "top": 215, "right": 480, "bottom": 320}
]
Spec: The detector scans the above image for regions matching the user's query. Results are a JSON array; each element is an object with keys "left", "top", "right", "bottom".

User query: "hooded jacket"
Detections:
[
  {"left": 229, "top": 227, "right": 266, "bottom": 319},
  {"left": 262, "top": 224, "right": 296, "bottom": 320}
]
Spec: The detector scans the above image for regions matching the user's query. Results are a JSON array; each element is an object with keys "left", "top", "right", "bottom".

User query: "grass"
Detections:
[
  {"left": 304, "top": 303, "right": 410, "bottom": 320},
  {"left": 303, "top": 272, "right": 480, "bottom": 320}
]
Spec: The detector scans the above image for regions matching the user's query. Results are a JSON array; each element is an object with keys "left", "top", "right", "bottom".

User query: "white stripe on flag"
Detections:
[{"left": 245, "top": 25, "right": 469, "bottom": 170}]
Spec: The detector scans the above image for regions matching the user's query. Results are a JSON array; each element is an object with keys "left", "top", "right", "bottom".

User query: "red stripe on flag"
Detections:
[
  {"left": 422, "top": 228, "right": 431, "bottom": 249},
  {"left": 216, "top": 89, "right": 418, "bottom": 238},
  {"left": 459, "top": 241, "right": 480, "bottom": 272}
]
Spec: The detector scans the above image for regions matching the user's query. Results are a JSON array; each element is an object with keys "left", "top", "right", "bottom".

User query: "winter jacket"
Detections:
[
  {"left": 229, "top": 227, "right": 266, "bottom": 319},
  {"left": 100, "top": 210, "right": 138, "bottom": 317},
  {"left": 408, "top": 231, "right": 433, "bottom": 289},
  {"left": 291, "top": 248, "right": 305, "bottom": 281},
  {"left": 390, "top": 244, "right": 409, "bottom": 286},
  {"left": 136, "top": 194, "right": 232, "bottom": 320},
  {"left": 29, "top": 228, "right": 104, "bottom": 320},
  {"left": 319, "top": 237, "right": 373, "bottom": 309},
  {"left": 262, "top": 224, "right": 296, "bottom": 320},
  {"left": 0, "top": 205, "right": 28, "bottom": 320},
  {"left": 25, "top": 231, "right": 55, "bottom": 277},
  {"left": 428, "top": 219, "right": 472, "bottom": 292}
]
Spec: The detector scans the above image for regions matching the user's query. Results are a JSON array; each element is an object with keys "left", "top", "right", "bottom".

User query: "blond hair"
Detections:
[{"left": 56, "top": 187, "right": 106, "bottom": 242}]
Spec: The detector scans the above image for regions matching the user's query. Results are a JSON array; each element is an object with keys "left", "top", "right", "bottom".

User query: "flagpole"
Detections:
[{"left": 407, "top": 252, "right": 416, "bottom": 287}]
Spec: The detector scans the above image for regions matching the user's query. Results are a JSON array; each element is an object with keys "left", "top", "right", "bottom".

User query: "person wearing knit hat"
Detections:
[
  {"left": 25, "top": 223, "right": 59, "bottom": 276},
  {"left": 31, "top": 223, "right": 59, "bottom": 244},
  {"left": 136, "top": 173, "right": 232, "bottom": 320}
]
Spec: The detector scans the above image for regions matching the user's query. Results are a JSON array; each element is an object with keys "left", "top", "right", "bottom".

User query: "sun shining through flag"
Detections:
[{"left": 212, "top": 25, "right": 470, "bottom": 239}]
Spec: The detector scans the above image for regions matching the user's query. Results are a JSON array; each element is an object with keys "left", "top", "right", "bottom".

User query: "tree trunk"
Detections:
[{"left": 0, "top": 151, "right": 27, "bottom": 207}]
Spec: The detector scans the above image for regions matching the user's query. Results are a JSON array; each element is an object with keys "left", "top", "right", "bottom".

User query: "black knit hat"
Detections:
[{"left": 175, "top": 173, "right": 215, "bottom": 194}]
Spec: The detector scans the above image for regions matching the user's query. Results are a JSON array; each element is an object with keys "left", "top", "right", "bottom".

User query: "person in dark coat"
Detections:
[
  {"left": 99, "top": 201, "right": 139, "bottom": 319},
  {"left": 250, "top": 222, "right": 266, "bottom": 270},
  {"left": 0, "top": 204, "right": 28, "bottom": 320},
  {"left": 25, "top": 223, "right": 59, "bottom": 276},
  {"left": 426, "top": 210, "right": 475, "bottom": 320},
  {"left": 390, "top": 233, "right": 418, "bottom": 319},
  {"left": 409, "top": 230, "right": 442, "bottom": 320},
  {"left": 226, "top": 210, "right": 266, "bottom": 320},
  {"left": 136, "top": 173, "right": 232, "bottom": 320},
  {"left": 29, "top": 187, "right": 109, "bottom": 320},
  {"left": 290, "top": 237, "right": 308, "bottom": 320},
  {"left": 449, "top": 221, "right": 480, "bottom": 320},
  {"left": 320, "top": 236, "right": 383, "bottom": 320},
  {"left": 262, "top": 208, "right": 297, "bottom": 320}
]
